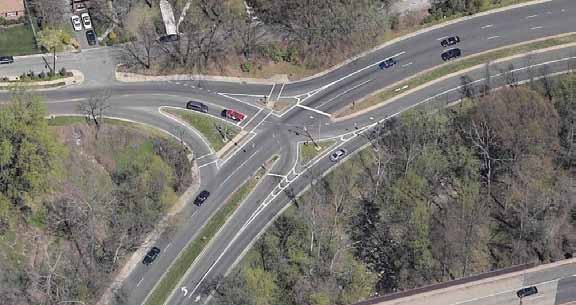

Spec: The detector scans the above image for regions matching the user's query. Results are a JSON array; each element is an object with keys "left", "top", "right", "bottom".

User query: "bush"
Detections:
[
  {"left": 259, "top": 43, "right": 286, "bottom": 63},
  {"left": 240, "top": 62, "right": 253, "bottom": 73},
  {"left": 59, "top": 67, "right": 67, "bottom": 77},
  {"left": 0, "top": 16, "right": 25, "bottom": 26},
  {"left": 38, "top": 71, "right": 46, "bottom": 79}
]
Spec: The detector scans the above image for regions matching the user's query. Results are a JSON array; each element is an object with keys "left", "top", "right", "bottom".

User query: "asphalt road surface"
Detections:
[{"left": 1, "top": 1, "right": 576, "bottom": 305}]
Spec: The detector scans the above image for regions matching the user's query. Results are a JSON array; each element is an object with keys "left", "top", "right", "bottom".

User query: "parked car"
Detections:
[
  {"left": 159, "top": 34, "right": 179, "bottom": 43},
  {"left": 142, "top": 247, "right": 161, "bottom": 265},
  {"left": 0, "top": 56, "right": 14, "bottom": 64},
  {"left": 441, "top": 36, "right": 461, "bottom": 47},
  {"left": 194, "top": 190, "right": 210, "bottom": 206},
  {"left": 85, "top": 30, "right": 97, "bottom": 46},
  {"left": 329, "top": 149, "right": 348, "bottom": 162},
  {"left": 441, "top": 48, "right": 462, "bottom": 61},
  {"left": 186, "top": 101, "right": 208, "bottom": 113},
  {"left": 379, "top": 57, "right": 396, "bottom": 69},
  {"left": 222, "top": 109, "right": 246, "bottom": 122},
  {"left": 81, "top": 12, "right": 92, "bottom": 30},
  {"left": 74, "top": 2, "right": 87, "bottom": 12},
  {"left": 71, "top": 15, "right": 82, "bottom": 31},
  {"left": 516, "top": 286, "right": 538, "bottom": 298}
]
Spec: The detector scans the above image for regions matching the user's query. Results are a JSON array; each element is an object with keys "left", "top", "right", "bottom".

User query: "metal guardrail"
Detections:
[{"left": 353, "top": 263, "right": 535, "bottom": 305}]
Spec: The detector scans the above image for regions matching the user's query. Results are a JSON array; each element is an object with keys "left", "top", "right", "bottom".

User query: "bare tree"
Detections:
[
  {"left": 122, "top": 19, "right": 157, "bottom": 70},
  {"left": 78, "top": 90, "right": 112, "bottom": 139}
]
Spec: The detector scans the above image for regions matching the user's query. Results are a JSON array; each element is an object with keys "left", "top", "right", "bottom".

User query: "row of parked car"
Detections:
[{"left": 70, "top": 12, "right": 97, "bottom": 46}]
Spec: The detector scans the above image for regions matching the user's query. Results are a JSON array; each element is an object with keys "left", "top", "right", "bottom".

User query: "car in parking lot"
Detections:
[
  {"left": 85, "top": 30, "right": 97, "bottom": 46},
  {"left": 142, "top": 247, "right": 161, "bottom": 265},
  {"left": 74, "top": 2, "right": 87, "bottom": 12},
  {"left": 186, "top": 101, "right": 208, "bottom": 113},
  {"left": 516, "top": 286, "right": 538, "bottom": 298},
  {"left": 222, "top": 109, "right": 246, "bottom": 122},
  {"left": 329, "top": 149, "right": 347, "bottom": 162},
  {"left": 81, "top": 12, "right": 92, "bottom": 30},
  {"left": 71, "top": 15, "right": 82, "bottom": 31},
  {"left": 441, "top": 48, "right": 462, "bottom": 61},
  {"left": 0, "top": 56, "right": 14, "bottom": 64},
  {"left": 194, "top": 190, "right": 210, "bottom": 206},
  {"left": 441, "top": 36, "right": 460, "bottom": 47},
  {"left": 379, "top": 57, "right": 396, "bottom": 69}
]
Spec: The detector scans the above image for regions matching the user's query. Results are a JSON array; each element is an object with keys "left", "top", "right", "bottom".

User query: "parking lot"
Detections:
[{"left": 68, "top": 0, "right": 99, "bottom": 49}]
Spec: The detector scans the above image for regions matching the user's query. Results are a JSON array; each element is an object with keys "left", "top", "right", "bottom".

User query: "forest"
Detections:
[
  {"left": 0, "top": 91, "right": 193, "bottom": 305},
  {"left": 211, "top": 72, "right": 576, "bottom": 305}
]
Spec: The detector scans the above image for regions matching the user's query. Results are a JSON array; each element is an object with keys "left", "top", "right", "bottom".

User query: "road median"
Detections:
[
  {"left": 334, "top": 33, "right": 576, "bottom": 120},
  {"left": 142, "top": 158, "right": 275, "bottom": 305}
]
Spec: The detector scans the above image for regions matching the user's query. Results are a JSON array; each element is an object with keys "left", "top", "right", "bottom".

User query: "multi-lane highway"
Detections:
[{"left": 2, "top": 1, "right": 576, "bottom": 305}]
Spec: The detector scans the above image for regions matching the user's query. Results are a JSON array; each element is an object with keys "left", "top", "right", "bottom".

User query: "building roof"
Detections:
[{"left": 0, "top": 0, "right": 25, "bottom": 13}]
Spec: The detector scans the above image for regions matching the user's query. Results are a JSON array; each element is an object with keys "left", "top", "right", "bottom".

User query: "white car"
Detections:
[
  {"left": 329, "top": 149, "right": 348, "bottom": 162},
  {"left": 71, "top": 15, "right": 82, "bottom": 31},
  {"left": 81, "top": 12, "right": 92, "bottom": 30}
]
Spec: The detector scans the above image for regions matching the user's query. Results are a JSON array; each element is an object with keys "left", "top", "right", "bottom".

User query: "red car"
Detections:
[{"left": 223, "top": 109, "right": 246, "bottom": 122}]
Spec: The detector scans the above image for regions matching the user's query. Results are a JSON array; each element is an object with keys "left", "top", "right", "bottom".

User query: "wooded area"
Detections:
[
  {"left": 211, "top": 72, "right": 576, "bottom": 305},
  {"left": 0, "top": 91, "right": 193, "bottom": 305}
]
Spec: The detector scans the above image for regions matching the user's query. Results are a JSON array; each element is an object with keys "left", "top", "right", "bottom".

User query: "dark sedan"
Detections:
[
  {"left": 441, "top": 36, "right": 461, "bottom": 47},
  {"left": 142, "top": 247, "right": 161, "bottom": 265}
]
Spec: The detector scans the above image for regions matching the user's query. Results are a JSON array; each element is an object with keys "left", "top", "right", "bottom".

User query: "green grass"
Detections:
[
  {"left": 47, "top": 116, "right": 86, "bottom": 126},
  {"left": 299, "top": 140, "right": 336, "bottom": 166},
  {"left": 143, "top": 166, "right": 266, "bottom": 305},
  {"left": 165, "top": 109, "right": 240, "bottom": 152},
  {"left": 0, "top": 24, "right": 38, "bottom": 56},
  {"left": 339, "top": 33, "right": 576, "bottom": 117}
]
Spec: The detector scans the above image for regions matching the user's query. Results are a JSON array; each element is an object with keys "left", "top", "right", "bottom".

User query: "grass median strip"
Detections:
[
  {"left": 338, "top": 33, "right": 576, "bottom": 117},
  {"left": 164, "top": 108, "right": 240, "bottom": 152},
  {"left": 299, "top": 140, "right": 336, "bottom": 166},
  {"left": 143, "top": 165, "right": 267, "bottom": 305}
]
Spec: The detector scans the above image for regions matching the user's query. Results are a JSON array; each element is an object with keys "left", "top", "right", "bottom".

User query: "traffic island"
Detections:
[
  {"left": 161, "top": 107, "right": 241, "bottom": 153},
  {"left": 334, "top": 33, "right": 576, "bottom": 119},
  {"left": 298, "top": 139, "right": 337, "bottom": 167}
]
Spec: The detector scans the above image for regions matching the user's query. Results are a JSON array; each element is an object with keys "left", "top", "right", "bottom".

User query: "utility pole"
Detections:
[{"left": 53, "top": 46, "right": 56, "bottom": 75}]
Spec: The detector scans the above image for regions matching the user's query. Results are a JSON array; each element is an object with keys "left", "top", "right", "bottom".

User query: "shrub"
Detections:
[
  {"left": 108, "top": 31, "right": 118, "bottom": 44},
  {"left": 259, "top": 43, "right": 286, "bottom": 63},
  {"left": 240, "top": 62, "right": 252, "bottom": 73},
  {"left": 38, "top": 71, "right": 46, "bottom": 79},
  {"left": 59, "top": 67, "right": 67, "bottom": 77}
]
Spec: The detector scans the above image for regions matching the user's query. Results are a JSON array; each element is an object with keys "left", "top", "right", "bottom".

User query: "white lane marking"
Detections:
[
  {"left": 242, "top": 108, "right": 263, "bottom": 128},
  {"left": 251, "top": 110, "right": 273, "bottom": 131},
  {"left": 195, "top": 153, "right": 214, "bottom": 161},
  {"left": 437, "top": 36, "right": 449, "bottom": 41},
  {"left": 220, "top": 149, "right": 260, "bottom": 186},
  {"left": 296, "top": 104, "right": 331, "bottom": 117},
  {"left": 276, "top": 83, "right": 286, "bottom": 100},
  {"left": 316, "top": 79, "right": 372, "bottom": 108},
  {"left": 267, "top": 84, "right": 275, "bottom": 100},
  {"left": 198, "top": 160, "right": 218, "bottom": 169},
  {"left": 525, "top": 14, "right": 538, "bottom": 18},
  {"left": 402, "top": 62, "right": 413, "bottom": 67},
  {"left": 487, "top": 36, "right": 500, "bottom": 40},
  {"left": 267, "top": 173, "right": 287, "bottom": 178},
  {"left": 136, "top": 277, "right": 144, "bottom": 287},
  {"left": 44, "top": 98, "right": 86, "bottom": 104},
  {"left": 165, "top": 243, "right": 171, "bottom": 251},
  {"left": 530, "top": 26, "right": 543, "bottom": 30},
  {"left": 481, "top": 24, "right": 493, "bottom": 29}
]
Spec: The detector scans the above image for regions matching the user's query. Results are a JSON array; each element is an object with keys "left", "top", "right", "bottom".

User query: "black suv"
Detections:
[
  {"left": 86, "top": 30, "right": 97, "bottom": 46},
  {"left": 441, "top": 48, "right": 461, "bottom": 61},
  {"left": 186, "top": 101, "right": 209, "bottom": 113},
  {"left": 516, "top": 286, "right": 538, "bottom": 298},
  {"left": 142, "top": 247, "right": 161, "bottom": 265},
  {"left": 379, "top": 58, "right": 396, "bottom": 69},
  {"left": 441, "top": 36, "right": 460, "bottom": 47},
  {"left": 0, "top": 56, "right": 14, "bottom": 64},
  {"left": 194, "top": 190, "right": 210, "bottom": 206}
]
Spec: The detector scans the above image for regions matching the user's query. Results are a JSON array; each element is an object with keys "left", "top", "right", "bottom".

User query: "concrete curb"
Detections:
[
  {"left": 0, "top": 69, "right": 84, "bottom": 90},
  {"left": 333, "top": 34, "right": 576, "bottom": 121}
]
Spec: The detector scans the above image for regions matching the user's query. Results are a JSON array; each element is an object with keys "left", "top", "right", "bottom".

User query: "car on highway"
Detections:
[
  {"left": 0, "top": 56, "right": 14, "bottom": 64},
  {"left": 159, "top": 34, "right": 179, "bottom": 43},
  {"left": 142, "top": 247, "right": 161, "bottom": 265},
  {"left": 329, "top": 148, "right": 347, "bottom": 162},
  {"left": 222, "top": 109, "right": 246, "bottom": 122},
  {"left": 194, "top": 190, "right": 210, "bottom": 206},
  {"left": 86, "top": 30, "right": 97, "bottom": 46},
  {"left": 186, "top": 101, "right": 209, "bottom": 113},
  {"left": 441, "top": 36, "right": 460, "bottom": 47},
  {"left": 516, "top": 286, "right": 538, "bottom": 298},
  {"left": 71, "top": 15, "right": 82, "bottom": 31},
  {"left": 441, "top": 48, "right": 462, "bottom": 61},
  {"left": 81, "top": 12, "right": 93, "bottom": 30},
  {"left": 379, "top": 57, "right": 396, "bottom": 69}
]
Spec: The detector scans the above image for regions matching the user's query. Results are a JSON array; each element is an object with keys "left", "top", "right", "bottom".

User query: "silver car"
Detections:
[{"left": 329, "top": 149, "right": 347, "bottom": 162}]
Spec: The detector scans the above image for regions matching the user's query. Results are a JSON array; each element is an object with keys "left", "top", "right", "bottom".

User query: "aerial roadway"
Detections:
[{"left": 1, "top": 1, "right": 576, "bottom": 305}]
